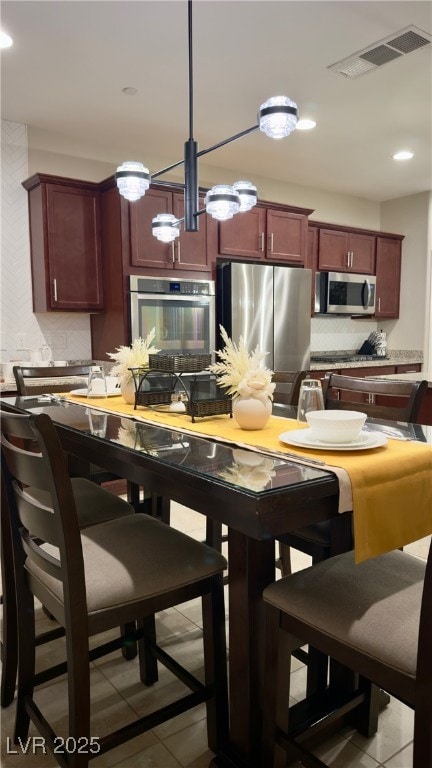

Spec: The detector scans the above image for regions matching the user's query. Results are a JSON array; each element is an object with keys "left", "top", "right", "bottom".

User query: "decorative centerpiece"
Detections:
[
  {"left": 208, "top": 326, "right": 275, "bottom": 430},
  {"left": 220, "top": 450, "right": 276, "bottom": 491},
  {"left": 107, "top": 330, "right": 159, "bottom": 404}
]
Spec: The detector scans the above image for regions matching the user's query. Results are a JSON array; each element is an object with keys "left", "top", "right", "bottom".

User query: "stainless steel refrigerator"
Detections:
[{"left": 216, "top": 261, "right": 311, "bottom": 371}]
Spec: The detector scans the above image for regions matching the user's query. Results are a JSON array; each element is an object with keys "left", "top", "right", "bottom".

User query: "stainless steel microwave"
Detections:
[{"left": 315, "top": 271, "right": 376, "bottom": 315}]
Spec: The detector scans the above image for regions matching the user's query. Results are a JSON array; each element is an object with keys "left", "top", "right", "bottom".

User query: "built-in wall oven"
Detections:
[{"left": 129, "top": 276, "right": 215, "bottom": 356}]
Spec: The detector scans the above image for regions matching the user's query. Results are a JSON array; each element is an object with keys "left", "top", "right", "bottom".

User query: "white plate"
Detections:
[
  {"left": 279, "top": 428, "right": 387, "bottom": 451},
  {"left": 69, "top": 388, "right": 121, "bottom": 398}
]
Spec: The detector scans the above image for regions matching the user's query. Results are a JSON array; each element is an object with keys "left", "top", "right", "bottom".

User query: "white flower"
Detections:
[
  {"left": 220, "top": 456, "right": 276, "bottom": 492},
  {"left": 208, "top": 325, "right": 274, "bottom": 399},
  {"left": 237, "top": 368, "right": 275, "bottom": 403},
  {"left": 107, "top": 330, "right": 159, "bottom": 383}
]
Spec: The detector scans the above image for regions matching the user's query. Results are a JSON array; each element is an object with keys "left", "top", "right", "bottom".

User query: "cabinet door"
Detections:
[
  {"left": 375, "top": 238, "right": 401, "bottom": 318},
  {"left": 218, "top": 207, "right": 266, "bottom": 259},
  {"left": 305, "top": 227, "right": 318, "bottom": 314},
  {"left": 265, "top": 210, "right": 307, "bottom": 263},
  {"left": 347, "top": 233, "right": 375, "bottom": 274},
  {"left": 318, "top": 229, "right": 375, "bottom": 274},
  {"left": 41, "top": 184, "right": 103, "bottom": 310},
  {"left": 317, "top": 229, "right": 349, "bottom": 271},
  {"left": 130, "top": 188, "right": 173, "bottom": 269},
  {"left": 172, "top": 192, "right": 213, "bottom": 271}
]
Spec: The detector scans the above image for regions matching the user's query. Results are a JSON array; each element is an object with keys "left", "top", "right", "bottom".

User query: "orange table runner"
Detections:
[{"left": 65, "top": 394, "right": 432, "bottom": 563}]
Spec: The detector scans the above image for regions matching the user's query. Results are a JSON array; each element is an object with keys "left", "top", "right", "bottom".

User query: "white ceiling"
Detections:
[{"left": 1, "top": 0, "right": 431, "bottom": 202}]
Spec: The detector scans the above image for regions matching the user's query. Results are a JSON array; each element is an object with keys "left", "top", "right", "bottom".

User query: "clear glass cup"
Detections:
[
  {"left": 87, "top": 366, "right": 107, "bottom": 398},
  {"left": 297, "top": 379, "right": 324, "bottom": 422},
  {"left": 88, "top": 411, "right": 108, "bottom": 437}
]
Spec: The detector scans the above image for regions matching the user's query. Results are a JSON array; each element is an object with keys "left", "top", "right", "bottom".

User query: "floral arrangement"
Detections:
[
  {"left": 208, "top": 326, "right": 275, "bottom": 402},
  {"left": 107, "top": 329, "right": 159, "bottom": 383}
]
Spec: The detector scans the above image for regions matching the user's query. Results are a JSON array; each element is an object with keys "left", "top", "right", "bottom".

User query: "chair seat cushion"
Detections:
[
  {"left": 264, "top": 550, "right": 424, "bottom": 678},
  {"left": 23, "top": 477, "right": 134, "bottom": 528},
  {"left": 26, "top": 515, "right": 227, "bottom": 616}
]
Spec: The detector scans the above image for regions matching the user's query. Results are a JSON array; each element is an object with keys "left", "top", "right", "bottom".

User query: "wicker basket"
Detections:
[
  {"left": 186, "top": 398, "right": 232, "bottom": 422},
  {"left": 130, "top": 367, "right": 178, "bottom": 408},
  {"left": 148, "top": 354, "right": 211, "bottom": 373}
]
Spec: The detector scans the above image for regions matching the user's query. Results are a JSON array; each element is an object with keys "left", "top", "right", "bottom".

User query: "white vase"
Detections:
[
  {"left": 232, "top": 396, "right": 272, "bottom": 430},
  {"left": 120, "top": 378, "right": 136, "bottom": 405}
]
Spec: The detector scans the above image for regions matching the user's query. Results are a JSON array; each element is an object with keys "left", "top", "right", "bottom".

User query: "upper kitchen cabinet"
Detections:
[
  {"left": 22, "top": 174, "right": 103, "bottom": 311},
  {"left": 318, "top": 227, "right": 375, "bottom": 274},
  {"left": 374, "top": 236, "right": 403, "bottom": 318},
  {"left": 218, "top": 203, "right": 312, "bottom": 264},
  {"left": 129, "top": 186, "right": 216, "bottom": 272},
  {"left": 304, "top": 226, "right": 319, "bottom": 315}
]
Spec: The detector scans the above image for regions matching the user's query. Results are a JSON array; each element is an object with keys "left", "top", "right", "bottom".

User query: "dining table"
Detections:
[{"left": 2, "top": 392, "right": 431, "bottom": 768}]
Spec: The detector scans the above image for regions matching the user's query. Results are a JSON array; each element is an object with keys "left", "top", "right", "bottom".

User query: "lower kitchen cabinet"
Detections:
[{"left": 23, "top": 174, "right": 104, "bottom": 311}]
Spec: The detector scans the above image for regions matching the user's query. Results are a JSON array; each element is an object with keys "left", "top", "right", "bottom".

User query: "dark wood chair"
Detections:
[
  {"left": 277, "top": 374, "right": 428, "bottom": 694},
  {"left": 272, "top": 370, "right": 307, "bottom": 407},
  {"left": 1, "top": 408, "right": 228, "bottom": 765},
  {"left": 0, "top": 400, "right": 137, "bottom": 708},
  {"left": 324, "top": 372, "right": 428, "bottom": 421},
  {"left": 12, "top": 364, "right": 145, "bottom": 501},
  {"left": 261, "top": 539, "right": 432, "bottom": 768}
]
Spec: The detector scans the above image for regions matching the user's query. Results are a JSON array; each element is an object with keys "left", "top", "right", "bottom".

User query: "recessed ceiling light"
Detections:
[
  {"left": 296, "top": 118, "right": 316, "bottom": 130},
  {"left": 0, "top": 30, "right": 13, "bottom": 49},
  {"left": 393, "top": 150, "right": 414, "bottom": 160},
  {"left": 122, "top": 87, "right": 138, "bottom": 96}
]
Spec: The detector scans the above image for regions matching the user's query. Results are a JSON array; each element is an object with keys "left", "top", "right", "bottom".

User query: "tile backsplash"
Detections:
[{"left": 310, "top": 315, "right": 379, "bottom": 353}]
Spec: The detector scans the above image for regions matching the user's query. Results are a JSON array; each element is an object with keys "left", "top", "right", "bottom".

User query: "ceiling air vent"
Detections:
[{"left": 328, "top": 25, "right": 431, "bottom": 78}]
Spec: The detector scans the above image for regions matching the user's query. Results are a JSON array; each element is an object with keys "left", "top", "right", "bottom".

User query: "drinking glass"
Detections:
[
  {"left": 87, "top": 366, "right": 107, "bottom": 397},
  {"left": 297, "top": 379, "right": 324, "bottom": 422},
  {"left": 88, "top": 411, "right": 108, "bottom": 437}
]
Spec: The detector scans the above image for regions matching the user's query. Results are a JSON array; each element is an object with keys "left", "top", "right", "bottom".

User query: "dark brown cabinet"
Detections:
[
  {"left": 130, "top": 187, "right": 215, "bottom": 272},
  {"left": 22, "top": 174, "right": 103, "bottom": 311},
  {"left": 305, "top": 226, "right": 319, "bottom": 314},
  {"left": 218, "top": 205, "right": 311, "bottom": 263},
  {"left": 374, "top": 237, "right": 402, "bottom": 318},
  {"left": 318, "top": 228, "right": 375, "bottom": 274}
]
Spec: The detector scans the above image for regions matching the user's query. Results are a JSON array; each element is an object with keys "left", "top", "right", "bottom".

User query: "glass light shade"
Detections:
[
  {"left": 116, "top": 161, "right": 151, "bottom": 201},
  {"left": 232, "top": 181, "right": 257, "bottom": 212},
  {"left": 259, "top": 96, "right": 298, "bottom": 139},
  {"left": 152, "top": 213, "right": 180, "bottom": 242},
  {"left": 205, "top": 185, "right": 241, "bottom": 221}
]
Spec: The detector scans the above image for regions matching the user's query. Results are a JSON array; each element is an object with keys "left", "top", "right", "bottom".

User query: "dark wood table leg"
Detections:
[{"left": 227, "top": 529, "right": 276, "bottom": 766}]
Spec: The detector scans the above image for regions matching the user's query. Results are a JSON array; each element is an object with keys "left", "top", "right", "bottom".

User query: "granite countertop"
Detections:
[{"left": 310, "top": 353, "right": 423, "bottom": 372}]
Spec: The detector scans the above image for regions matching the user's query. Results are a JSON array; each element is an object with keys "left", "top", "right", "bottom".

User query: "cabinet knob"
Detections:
[
  {"left": 171, "top": 242, "right": 175, "bottom": 264},
  {"left": 259, "top": 232, "right": 265, "bottom": 252},
  {"left": 53, "top": 278, "right": 58, "bottom": 302}
]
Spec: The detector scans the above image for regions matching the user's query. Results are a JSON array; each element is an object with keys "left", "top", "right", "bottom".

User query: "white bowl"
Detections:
[{"left": 305, "top": 410, "right": 367, "bottom": 443}]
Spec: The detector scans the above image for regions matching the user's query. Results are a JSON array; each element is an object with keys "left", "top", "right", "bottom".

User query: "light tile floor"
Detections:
[{"left": 1, "top": 503, "right": 429, "bottom": 768}]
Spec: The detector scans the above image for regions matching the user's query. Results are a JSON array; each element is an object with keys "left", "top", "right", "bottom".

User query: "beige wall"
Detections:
[{"left": 380, "top": 192, "right": 431, "bottom": 358}]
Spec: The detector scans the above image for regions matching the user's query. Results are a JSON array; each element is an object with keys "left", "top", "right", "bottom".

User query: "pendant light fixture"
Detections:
[{"left": 116, "top": 0, "right": 298, "bottom": 243}]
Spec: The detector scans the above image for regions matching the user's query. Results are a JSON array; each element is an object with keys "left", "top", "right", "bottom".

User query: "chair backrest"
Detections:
[
  {"left": 272, "top": 371, "right": 307, "bottom": 406},
  {"left": 0, "top": 408, "right": 86, "bottom": 623},
  {"left": 324, "top": 373, "right": 428, "bottom": 422},
  {"left": 13, "top": 365, "right": 93, "bottom": 395}
]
